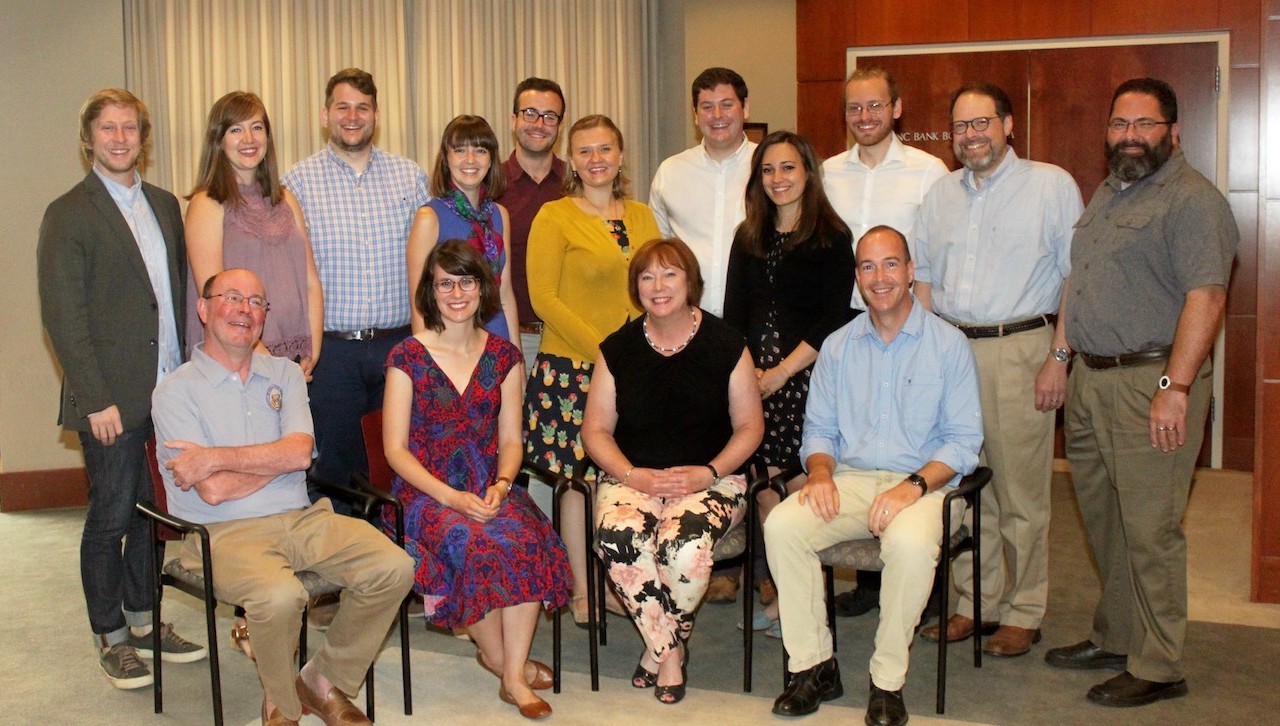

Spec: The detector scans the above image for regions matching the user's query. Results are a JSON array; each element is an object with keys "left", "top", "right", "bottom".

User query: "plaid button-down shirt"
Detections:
[{"left": 283, "top": 145, "right": 429, "bottom": 332}]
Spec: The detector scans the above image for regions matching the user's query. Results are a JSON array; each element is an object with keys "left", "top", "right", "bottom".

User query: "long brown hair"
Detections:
[
  {"left": 187, "top": 91, "right": 283, "bottom": 207},
  {"left": 737, "top": 130, "right": 849, "bottom": 258}
]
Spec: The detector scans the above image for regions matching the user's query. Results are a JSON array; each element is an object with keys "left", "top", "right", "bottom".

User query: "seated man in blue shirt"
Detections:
[
  {"left": 765, "top": 226, "right": 983, "bottom": 726},
  {"left": 152, "top": 268, "right": 414, "bottom": 726}
]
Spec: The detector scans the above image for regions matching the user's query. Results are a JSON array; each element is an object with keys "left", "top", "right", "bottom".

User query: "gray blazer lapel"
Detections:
[{"left": 82, "top": 172, "right": 155, "bottom": 293}]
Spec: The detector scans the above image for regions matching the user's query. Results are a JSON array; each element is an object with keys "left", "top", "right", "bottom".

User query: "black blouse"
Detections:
[{"left": 598, "top": 313, "right": 746, "bottom": 470}]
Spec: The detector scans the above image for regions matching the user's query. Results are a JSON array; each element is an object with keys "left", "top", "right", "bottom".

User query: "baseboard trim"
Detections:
[{"left": 0, "top": 467, "right": 88, "bottom": 512}]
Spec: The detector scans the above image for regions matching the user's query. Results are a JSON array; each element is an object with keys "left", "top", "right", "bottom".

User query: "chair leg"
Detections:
[
  {"left": 936, "top": 556, "right": 949, "bottom": 714},
  {"left": 149, "top": 535, "right": 164, "bottom": 716},
  {"left": 399, "top": 597, "right": 413, "bottom": 714},
  {"left": 822, "top": 565, "right": 837, "bottom": 653},
  {"left": 299, "top": 608, "right": 308, "bottom": 671},
  {"left": 742, "top": 516, "right": 755, "bottom": 692},
  {"left": 585, "top": 485, "right": 601, "bottom": 690},
  {"left": 364, "top": 663, "right": 375, "bottom": 722}
]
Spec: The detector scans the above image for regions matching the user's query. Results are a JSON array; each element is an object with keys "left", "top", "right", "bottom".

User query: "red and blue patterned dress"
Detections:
[{"left": 386, "top": 334, "right": 571, "bottom": 627}]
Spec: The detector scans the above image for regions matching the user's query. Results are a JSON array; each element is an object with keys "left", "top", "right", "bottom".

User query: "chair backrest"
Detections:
[
  {"left": 143, "top": 437, "right": 182, "bottom": 542},
  {"left": 360, "top": 410, "right": 395, "bottom": 495}
]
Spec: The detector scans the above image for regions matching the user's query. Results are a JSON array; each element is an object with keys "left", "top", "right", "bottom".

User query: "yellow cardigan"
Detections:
[{"left": 526, "top": 197, "right": 661, "bottom": 363}]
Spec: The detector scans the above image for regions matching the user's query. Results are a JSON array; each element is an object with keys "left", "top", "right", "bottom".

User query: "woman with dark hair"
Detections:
[
  {"left": 184, "top": 91, "right": 324, "bottom": 661},
  {"left": 723, "top": 130, "right": 856, "bottom": 630},
  {"left": 408, "top": 115, "right": 518, "bottom": 340},
  {"left": 384, "top": 239, "right": 570, "bottom": 720},
  {"left": 185, "top": 90, "right": 322, "bottom": 372},
  {"left": 583, "top": 238, "right": 763, "bottom": 704},
  {"left": 525, "top": 114, "right": 661, "bottom": 623}
]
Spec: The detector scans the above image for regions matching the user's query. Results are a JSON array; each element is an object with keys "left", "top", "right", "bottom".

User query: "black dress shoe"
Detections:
[
  {"left": 865, "top": 678, "right": 908, "bottom": 726},
  {"left": 772, "top": 658, "right": 843, "bottom": 716},
  {"left": 834, "top": 587, "right": 880, "bottom": 617},
  {"left": 1086, "top": 671, "right": 1187, "bottom": 706},
  {"left": 1044, "top": 640, "right": 1127, "bottom": 670}
]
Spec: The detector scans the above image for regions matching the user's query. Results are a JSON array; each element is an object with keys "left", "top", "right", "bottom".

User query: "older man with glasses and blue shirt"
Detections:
[{"left": 912, "top": 81, "right": 1083, "bottom": 660}]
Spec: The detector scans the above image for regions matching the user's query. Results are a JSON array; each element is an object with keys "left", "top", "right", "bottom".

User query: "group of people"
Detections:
[{"left": 36, "top": 58, "right": 1236, "bottom": 726}]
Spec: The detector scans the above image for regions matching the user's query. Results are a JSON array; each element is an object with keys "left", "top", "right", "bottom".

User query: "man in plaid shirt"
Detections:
[{"left": 283, "top": 68, "right": 429, "bottom": 498}]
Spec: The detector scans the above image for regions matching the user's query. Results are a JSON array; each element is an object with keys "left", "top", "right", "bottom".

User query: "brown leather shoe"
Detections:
[
  {"left": 919, "top": 614, "right": 998, "bottom": 643},
  {"left": 499, "top": 684, "right": 553, "bottom": 719},
  {"left": 295, "top": 677, "right": 370, "bottom": 725},
  {"left": 476, "top": 650, "right": 554, "bottom": 690},
  {"left": 262, "top": 700, "right": 300, "bottom": 726},
  {"left": 758, "top": 578, "right": 778, "bottom": 607},
  {"left": 982, "top": 625, "right": 1043, "bottom": 657},
  {"left": 705, "top": 572, "right": 740, "bottom": 604}
]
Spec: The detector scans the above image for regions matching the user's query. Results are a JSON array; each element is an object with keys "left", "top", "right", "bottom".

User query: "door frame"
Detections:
[{"left": 848, "top": 32, "right": 1232, "bottom": 467}]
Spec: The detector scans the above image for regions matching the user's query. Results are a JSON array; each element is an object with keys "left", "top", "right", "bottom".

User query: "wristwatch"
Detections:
[
  {"left": 906, "top": 473, "right": 928, "bottom": 497},
  {"left": 1052, "top": 347, "right": 1071, "bottom": 363},
  {"left": 1158, "top": 375, "right": 1190, "bottom": 394}
]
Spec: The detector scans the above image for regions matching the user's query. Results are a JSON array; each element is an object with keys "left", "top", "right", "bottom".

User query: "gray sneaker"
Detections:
[
  {"left": 100, "top": 644, "right": 153, "bottom": 689},
  {"left": 128, "top": 622, "right": 208, "bottom": 663}
]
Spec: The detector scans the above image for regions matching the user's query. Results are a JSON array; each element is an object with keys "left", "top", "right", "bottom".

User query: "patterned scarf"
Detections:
[{"left": 441, "top": 186, "right": 505, "bottom": 282}]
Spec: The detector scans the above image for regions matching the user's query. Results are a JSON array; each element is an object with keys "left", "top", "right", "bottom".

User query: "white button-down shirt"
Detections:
[
  {"left": 822, "top": 135, "right": 948, "bottom": 309},
  {"left": 648, "top": 137, "right": 757, "bottom": 317}
]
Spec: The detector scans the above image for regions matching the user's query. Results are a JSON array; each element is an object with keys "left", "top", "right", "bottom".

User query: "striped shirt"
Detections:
[{"left": 283, "top": 145, "right": 429, "bottom": 331}]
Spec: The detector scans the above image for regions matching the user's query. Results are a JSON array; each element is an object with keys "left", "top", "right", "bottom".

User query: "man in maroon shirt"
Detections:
[{"left": 498, "top": 77, "right": 567, "bottom": 369}]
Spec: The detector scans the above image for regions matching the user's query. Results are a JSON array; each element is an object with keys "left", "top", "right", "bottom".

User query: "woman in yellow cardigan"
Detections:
[{"left": 525, "top": 114, "right": 660, "bottom": 623}]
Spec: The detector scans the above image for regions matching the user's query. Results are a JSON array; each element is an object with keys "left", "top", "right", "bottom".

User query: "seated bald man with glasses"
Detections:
[{"left": 152, "top": 268, "right": 414, "bottom": 725}]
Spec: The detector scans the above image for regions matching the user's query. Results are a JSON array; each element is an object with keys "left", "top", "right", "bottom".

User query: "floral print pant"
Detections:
[{"left": 595, "top": 473, "right": 746, "bottom": 662}]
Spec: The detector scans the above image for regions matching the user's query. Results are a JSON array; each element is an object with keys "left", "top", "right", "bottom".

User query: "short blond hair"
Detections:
[{"left": 79, "top": 88, "right": 151, "bottom": 164}]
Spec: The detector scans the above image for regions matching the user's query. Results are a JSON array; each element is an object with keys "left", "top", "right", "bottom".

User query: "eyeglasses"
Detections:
[
  {"left": 950, "top": 116, "right": 1000, "bottom": 135},
  {"left": 433, "top": 276, "right": 478, "bottom": 293},
  {"left": 517, "top": 108, "right": 561, "bottom": 126},
  {"left": 844, "top": 100, "right": 890, "bottom": 116},
  {"left": 1107, "top": 118, "right": 1173, "bottom": 134},
  {"left": 206, "top": 291, "right": 270, "bottom": 311}
]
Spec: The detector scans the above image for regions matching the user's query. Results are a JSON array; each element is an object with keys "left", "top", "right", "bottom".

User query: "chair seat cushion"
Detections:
[
  {"left": 713, "top": 521, "right": 747, "bottom": 560},
  {"left": 162, "top": 559, "right": 344, "bottom": 602},
  {"left": 816, "top": 525, "right": 971, "bottom": 571}
]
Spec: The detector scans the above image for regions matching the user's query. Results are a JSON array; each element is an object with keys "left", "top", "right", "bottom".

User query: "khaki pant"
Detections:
[
  {"left": 764, "top": 468, "right": 960, "bottom": 691},
  {"left": 1065, "top": 359, "right": 1211, "bottom": 683},
  {"left": 180, "top": 500, "right": 414, "bottom": 720},
  {"left": 951, "top": 326, "right": 1054, "bottom": 628}
]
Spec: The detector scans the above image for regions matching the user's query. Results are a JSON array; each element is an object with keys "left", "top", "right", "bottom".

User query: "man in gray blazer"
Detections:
[{"left": 38, "top": 88, "right": 205, "bottom": 690}]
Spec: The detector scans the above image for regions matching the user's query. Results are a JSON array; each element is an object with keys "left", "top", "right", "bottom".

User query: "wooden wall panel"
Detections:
[
  {"left": 796, "top": 0, "right": 861, "bottom": 81},
  {"left": 798, "top": 80, "right": 848, "bottom": 159},
  {"left": 1229, "top": 67, "right": 1261, "bottom": 193},
  {"left": 0, "top": 468, "right": 88, "bottom": 512},
  {"left": 1222, "top": 0, "right": 1263, "bottom": 66},
  {"left": 969, "top": 0, "right": 1090, "bottom": 42},
  {"left": 1256, "top": 382, "right": 1280, "bottom": 600},
  {"left": 1224, "top": 314, "right": 1257, "bottom": 470},
  {"left": 1089, "top": 0, "right": 1218, "bottom": 35},
  {"left": 1262, "top": 201, "right": 1280, "bottom": 381},
  {"left": 1227, "top": 191, "right": 1258, "bottom": 315},
  {"left": 853, "top": 0, "right": 970, "bottom": 48}
]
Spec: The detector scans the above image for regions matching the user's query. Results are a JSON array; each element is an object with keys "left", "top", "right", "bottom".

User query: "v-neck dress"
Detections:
[{"left": 385, "top": 334, "right": 571, "bottom": 627}]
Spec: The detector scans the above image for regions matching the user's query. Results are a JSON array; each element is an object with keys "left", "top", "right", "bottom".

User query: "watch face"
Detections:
[
  {"left": 1053, "top": 348, "right": 1070, "bottom": 362},
  {"left": 1159, "top": 375, "right": 1171, "bottom": 390}
]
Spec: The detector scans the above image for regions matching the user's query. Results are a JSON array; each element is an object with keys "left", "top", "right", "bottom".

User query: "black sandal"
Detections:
[
  {"left": 631, "top": 661, "right": 658, "bottom": 689},
  {"left": 653, "top": 645, "right": 687, "bottom": 704}
]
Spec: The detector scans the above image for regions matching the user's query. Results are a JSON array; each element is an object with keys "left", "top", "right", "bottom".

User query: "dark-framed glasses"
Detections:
[
  {"left": 951, "top": 116, "right": 999, "bottom": 135},
  {"left": 206, "top": 290, "right": 270, "bottom": 311},
  {"left": 845, "top": 100, "right": 890, "bottom": 116},
  {"left": 517, "top": 108, "right": 561, "bottom": 126},
  {"left": 433, "top": 276, "right": 478, "bottom": 293},
  {"left": 1107, "top": 118, "right": 1173, "bottom": 134}
]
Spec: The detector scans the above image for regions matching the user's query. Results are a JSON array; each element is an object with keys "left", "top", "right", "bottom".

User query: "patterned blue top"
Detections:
[{"left": 283, "top": 145, "right": 430, "bottom": 331}]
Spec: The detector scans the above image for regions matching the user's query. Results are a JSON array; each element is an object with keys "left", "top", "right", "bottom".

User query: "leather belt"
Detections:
[
  {"left": 519, "top": 322, "right": 544, "bottom": 335},
  {"left": 950, "top": 314, "right": 1056, "bottom": 340},
  {"left": 323, "top": 325, "right": 410, "bottom": 342},
  {"left": 1078, "top": 346, "right": 1172, "bottom": 370}
]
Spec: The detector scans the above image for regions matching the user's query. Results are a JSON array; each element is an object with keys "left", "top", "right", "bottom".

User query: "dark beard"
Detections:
[{"left": 1106, "top": 132, "right": 1173, "bottom": 182}]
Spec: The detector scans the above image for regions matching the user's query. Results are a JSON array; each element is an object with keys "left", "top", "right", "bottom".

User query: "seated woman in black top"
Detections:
[{"left": 582, "top": 238, "right": 763, "bottom": 705}]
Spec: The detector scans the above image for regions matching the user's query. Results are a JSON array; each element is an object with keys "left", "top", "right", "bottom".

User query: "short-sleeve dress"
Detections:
[
  {"left": 385, "top": 333, "right": 570, "bottom": 627},
  {"left": 427, "top": 196, "right": 510, "bottom": 341}
]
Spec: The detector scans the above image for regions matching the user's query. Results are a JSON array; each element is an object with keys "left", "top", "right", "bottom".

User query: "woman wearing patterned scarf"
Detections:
[{"left": 408, "top": 115, "right": 519, "bottom": 341}]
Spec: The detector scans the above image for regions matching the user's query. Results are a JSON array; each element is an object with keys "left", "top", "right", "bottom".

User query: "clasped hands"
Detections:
[{"left": 624, "top": 466, "right": 714, "bottom": 498}]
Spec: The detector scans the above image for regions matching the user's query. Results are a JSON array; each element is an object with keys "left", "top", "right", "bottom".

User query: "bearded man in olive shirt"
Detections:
[{"left": 1046, "top": 77, "right": 1237, "bottom": 708}]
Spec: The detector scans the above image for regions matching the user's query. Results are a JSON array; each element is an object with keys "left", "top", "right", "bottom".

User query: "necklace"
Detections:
[{"left": 643, "top": 307, "right": 699, "bottom": 354}]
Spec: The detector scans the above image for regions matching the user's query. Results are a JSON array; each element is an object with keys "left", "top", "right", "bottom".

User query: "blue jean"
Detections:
[
  {"left": 307, "top": 333, "right": 406, "bottom": 507},
  {"left": 79, "top": 425, "right": 154, "bottom": 644}
]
